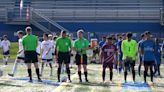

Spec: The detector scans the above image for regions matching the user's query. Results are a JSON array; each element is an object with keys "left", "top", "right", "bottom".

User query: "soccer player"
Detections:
[
  {"left": 100, "top": 36, "right": 118, "bottom": 83},
  {"left": 138, "top": 33, "right": 146, "bottom": 76},
  {"left": 116, "top": 34, "right": 123, "bottom": 73},
  {"left": 1, "top": 35, "right": 10, "bottom": 65},
  {"left": 74, "top": 29, "right": 92, "bottom": 82},
  {"left": 8, "top": 31, "right": 25, "bottom": 77},
  {"left": 22, "top": 26, "right": 42, "bottom": 82},
  {"left": 55, "top": 30, "right": 72, "bottom": 82},
  {"left": 140, "top": 31, "right": 155, "bottom": 83},
  {"left": 99, "top": 36, "right": 106, "bottom": 48},
  {"left": 154, "top": 38, "right": 161, "bottom": 76},
  {"left": 40, "top": 33, "right": 53, "bottom": 77},
  {"left": 122, "top": 32, "right": 137, "bottom": 83}
]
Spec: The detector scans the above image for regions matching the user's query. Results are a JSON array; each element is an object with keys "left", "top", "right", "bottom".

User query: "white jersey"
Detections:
[
  {"left": 41, "top": 40, "right": 52, "bottom": 59},
  {"left": 17, "top": 38, "right": 24, "bottom": 57},
  {"left": 36, "top": 41, "right": 41, "bottom": 54},
  {"left": 1, "top": 40, "right": 10, "bottom": 52},
  {"left": 50, "top": 40, "right": 55, "bottom": 54}
]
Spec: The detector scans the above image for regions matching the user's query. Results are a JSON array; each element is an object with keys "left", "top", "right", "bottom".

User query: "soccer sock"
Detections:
[
  {"left": 150, "top": 70, "right": 153, "bottom": 82},
  {"left": 124, "top": 71, "right": 127, "bottom": 81},
  {"left": 36, "top": 68, "right": 41, "bottom": 80},
  {"left": 28, "top": 69, "right": 32, "bottom": 80},
  {"left": 132, "top": 69, "right": 135, "bottom": 81},
  {"left": 158, "top": 65, "right": 160, "bottom": 75},
  {"left": 84, "top": 71, "right": 88, "bottom": 81},
  {"left": 57, "top": 68, "right": 61, "bottom": 82},
  {"left": 102, "top": 70, "right": 105, "bottom": 81},
  {"left": 40, "top": 65, "right": 44, "bottom": 76},
  {"left": 12, "top": 61, "right": 18, "bottom": 74},
  {"left": 110, "top": 71, "right": 113, "bottom": 81},
  {"left": 138, "top": 64, "right": 141, "bottom": 76},
  {"left": 144, "top": 71, "right": 147, "bottom": 82},
  {"left": 66, "top": 68, "right": 71, "bottom": 80},
  {"left": 78, "top": 71, "right": 82, "bottom": 81},
  {"left": 50, "top": 68, "right": 53, "bottom": 76}
]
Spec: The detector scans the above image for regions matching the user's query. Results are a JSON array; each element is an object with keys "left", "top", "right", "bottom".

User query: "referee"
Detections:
[
  {"left": 55, "top": 30, "right": 72, "bottom": 82},
  {"left": 22, "top": 27, "right": 42, "bottom": 82}
]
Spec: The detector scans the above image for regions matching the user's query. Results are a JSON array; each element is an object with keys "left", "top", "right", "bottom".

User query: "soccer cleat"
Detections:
[
  {"left": 8, "top": 73, "right": 14, "bottom": 77},
  {"left": 124, "top": 80, "right": 127, "bottom": 83},
  {"left": 28, "top": 79, "right": 33, "bottom": 83},
  {"left": 38, "top": 79, "right": 42, "bottom": 82}
]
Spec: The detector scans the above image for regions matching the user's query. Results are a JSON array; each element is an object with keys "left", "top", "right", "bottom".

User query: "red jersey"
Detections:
[{"left": 102, "top": 44, "right": 117, "bottom": 63}]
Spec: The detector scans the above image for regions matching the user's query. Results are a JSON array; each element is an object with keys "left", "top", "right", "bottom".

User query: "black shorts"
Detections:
[
  {"left": 17, "top": 57, "right": 25, "bottom": 60},
  {"left": 75, "top": 54, "right": 87, "bottom": 65},
  {"left": 24, "top": 51, "right": 38, "bottom": 63},
  {"left": 124, "top": 60, "right": 135, "bottom": 67},
  {"left": 58, "top": 52, "right": 70, "bottom": 64},
  {"left": 144, "top": 61, "right": 154, "bottom": 66},
  {"left": 3, "top": 50, "right": 10, "bottom": 56}
]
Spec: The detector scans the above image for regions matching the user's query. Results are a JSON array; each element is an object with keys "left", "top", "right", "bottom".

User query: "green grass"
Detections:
[{"left": 0, "top": 42, "right": 18, "bottom": 59}]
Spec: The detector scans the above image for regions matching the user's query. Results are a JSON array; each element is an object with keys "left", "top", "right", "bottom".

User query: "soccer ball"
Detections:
[{"left": 0, "top": 69, "right": 3, "bottom": 77}]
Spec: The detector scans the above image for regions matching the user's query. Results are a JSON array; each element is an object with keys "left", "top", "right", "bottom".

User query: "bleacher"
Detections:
[{"left": 30, "top": 0, "right": 163, "bottom": 22}]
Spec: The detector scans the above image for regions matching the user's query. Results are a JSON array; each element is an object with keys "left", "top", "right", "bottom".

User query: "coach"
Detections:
[{"left": 22, "top": 26, "right": 42, "bottom": 82}]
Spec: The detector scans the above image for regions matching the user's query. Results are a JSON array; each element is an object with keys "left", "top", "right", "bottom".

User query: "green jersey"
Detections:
[
  {"left": 55, "top": 37, "right": 72, "bottom": 52},
  {"left": 74, "top": 38, "right": 90, "bottom": 54},
  {"left": 22, "top": 34, "right": 38, "bottom": 51},
  {"left": 121, "top": 39, "right": 137, "bottom": 60}
]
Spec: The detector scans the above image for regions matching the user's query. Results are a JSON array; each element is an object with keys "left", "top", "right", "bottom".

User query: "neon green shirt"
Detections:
[
  {"left": 74, "top": 38, "right": 90, "bottom": 54},
  {"left": 121, "top": 39, "right": 137, "bottom": 60},
  {"left": 55, "top": 37, "right": 72, "bottom": 52},
  {"left": 22, "top": 34, "right": 38, "bottom": 51}
]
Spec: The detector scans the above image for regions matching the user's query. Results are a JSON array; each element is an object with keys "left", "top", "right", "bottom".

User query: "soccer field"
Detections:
[{"left": 0, "top": 63, "right": 164, "bottom": 92}]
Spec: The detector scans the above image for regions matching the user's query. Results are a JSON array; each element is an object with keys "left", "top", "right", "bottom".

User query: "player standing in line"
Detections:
[
  {"left": 8, "top": 31, "right": 25, "bottom": 77},
  {"left": 154, "top": 38, "right": 162, "bottom": 77},
  {"left": 100, "top": 36, "right": 118, "bottom": 83},
  {"left": 140, "top": 31, "right": 155, "bottom": 83},
  {"left": 138, "top": 33, "right": 146, "bottom": 76},
  {"left": 22, "top": 27, "right": 42, "bottom": 82},
  {"left": 121, "top": 32, "right": 137, "bottom": 83},
  {"left": 74, "top": 29, "right": 92, "bottom": 82},
  {"left": 40, "top": 33, "right": 53, "bottom": 77},
  {"left": 1, "top": 35, "right": 10, "bottom": 65},
  {"left": 116, "top": 34, "right": 123, "bottom": 74},
  {"left": 55, "top": 30, "right": 72, "bottom": 82}
]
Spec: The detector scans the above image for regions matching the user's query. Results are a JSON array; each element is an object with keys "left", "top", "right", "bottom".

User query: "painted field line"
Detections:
[{"left": 53, "top": 73, "right": 78, "bottom": 92}]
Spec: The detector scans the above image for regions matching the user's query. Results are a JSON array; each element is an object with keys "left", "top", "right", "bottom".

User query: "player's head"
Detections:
[
  {"left": 126, "top": 32, "right": 133, "bottom": 41},
  {"left": 43, "top": 33, "right": 48, "bottom": 40},
  {"left": 77, "top": 29, "right": 84, "bottom": 38},
  {"left": 48, "top": 34, "right": 53, "bottom": 40},
  {"left": 102, "top": 36, "right": 106, "bottom": 41},
  {"left": 144, "top": 31, "right": 151, "bottom": 39},
  {"left": 25, "top": 26, "right": 32, "bottom": 34},
  {"left": 61, "top": 30, "right": 67, "bottom": 38},
  {"left": 116, "top": 33, "right": 120, "bottom": 39},
  {"left": 3, "top": 35, "right": 7, "bottom": 40},
  {"left": 17, "top": 30, "right": 24, "bottom": 38},
  {"left": 106, "top": 36, "right": 113, "bottom": 45},
  {"left": 53, "top": 36, "right": 57, "bottom": 41},
  {"left": 122, "top": 33, "right": 126, "bottom": 40},
  {"left": 140, "top": 33, "right": 145, "bottom": 40}
]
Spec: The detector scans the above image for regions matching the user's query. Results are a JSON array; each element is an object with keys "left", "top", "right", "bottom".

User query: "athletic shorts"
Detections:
[
  {"left": 144, "top": 61, "right": 154, "bottom": 66},
  {"left": 24, "top": 51, "right": 38, "bottom": 63},
  {"left": 3, "top": 50, "right": 10, "bottom": 56},
  {"left": 42, "top": 59, "right": 53, "bottom": 63},
  {"left": 17, "top": 57, "right": 25, "bottom": 60},
  {"left": 57, "top": 52, "right": 70, "bottom": 64},
  {"left": 118, "top": 53, "right": 123, "bottom": 61},
  {"left": 124, "top": 60, "right": 135, "bottom": 67},
  {"left": 103, "top": 61, "right": 113, "bottom": 68},
  {"left": 75, "top": 54, "right": 87, "bottom": 65}
]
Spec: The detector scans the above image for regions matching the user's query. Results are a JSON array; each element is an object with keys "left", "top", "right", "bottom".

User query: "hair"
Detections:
[
  {"left": 141, "top": 33, "right": 144, "bottom": 38},
  {"left": 3, "top": 35, "right": 7, "bottom": 38},
  {"left": 61, "top": 30, "right": 67, "bottom": 34},
  {"left": 17, "top": 30, "right": 24, "bottom": 35},
  {"left": 126, "top": 32, "right": 133, "bottom": 38},
  {"left": 144, "top": 31, "right": 151, "bottom": 35},
  {"left": 107, "top": 36, "right": 113, "bottom": 40},
  {"left": 43, "top": 33, "right": 48, "bottom": 38},
  {"left": 77, "top": 29, "right": 84, "bottom": 34},
  {"left": 25, "top": 26, "right": 32, "bottom": 31}
]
